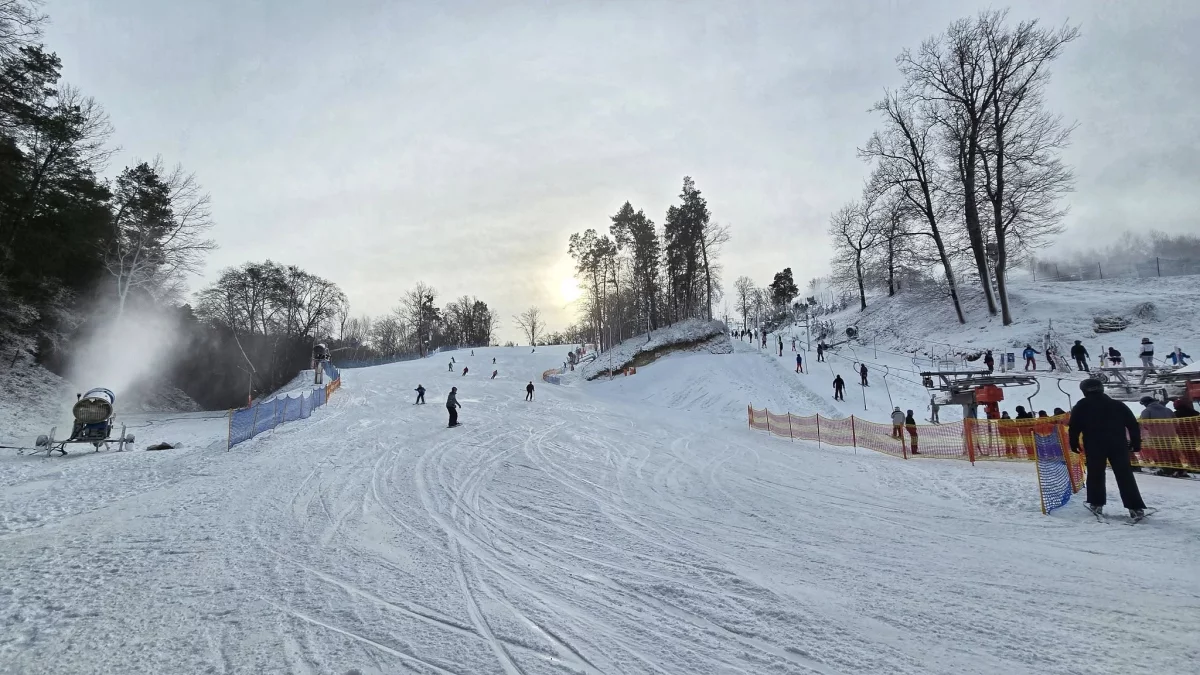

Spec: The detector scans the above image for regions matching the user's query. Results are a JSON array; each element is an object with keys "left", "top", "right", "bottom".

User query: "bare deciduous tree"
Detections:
[
  {"left": 829, "top": 195, "right": 881, "bottom": 312},
  {"left": 979, "top": 12, "right": 1079, "bottom": 324},
  {"left": 861, "top": 90, "right": 966, "bottom": 323},
  {"left": 514, "top": 306, "right": 544, "bottom": 347}
]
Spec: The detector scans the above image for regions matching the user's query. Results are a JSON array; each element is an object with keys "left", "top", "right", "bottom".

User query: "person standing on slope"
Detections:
[
  {"left": 1167, "top": 347, "right": 1190, "bottom": 366},
  {"left": 795, "top": 353, "right": 804, "bottom": 373},
  {"left": 891, "top": 407, "right": 905, "bottom": 438},
  {"left": 777, "top": 335, "right": 784, "bottom": 357},
  {"left": 791, "top": 338, "right": 797, "bottom": 352},
  {"left": 1069, "top": 378, "right": 1147, "bottom": 519},
  {"left": 1139, "top": 337, "right": 1155, "bottom": 369},
  {"left": 984, "top": 350, "right": 995, "bottom": 373},
  {"left": 462, "top": 366, "right": 469, "bottom": 376},
  {"left": 448, "top": 361, "right": 454, "bottom": 372},
  {"left": 859, "top": 363, "right": 869, "bottom": 387},
  {"left": 905, "top": 410, "right": 919, "bottom": 454},
  {"left": 1070, "top": 340, "right": 1090, "bottom": 372},
  {"left": 1022, "top": 344, "right": 1039, "bottom": 371},
  {"left": 833, "top": 375, "right": 846, "bottom": 401},
  {"left": 414, "top": 384, "right": 426, "bottom": 405},
  {"left": 526, "top": 381, "right": 535, "bottom": 401},
  {"left": 446, "top": 387, "right": 462, "bottom": 427},
  {"left": 816, "top": 343, "right": 825, "bottom": 362},
  {"left": 491, "top": 370, "right": 498, "bottom": 379}
]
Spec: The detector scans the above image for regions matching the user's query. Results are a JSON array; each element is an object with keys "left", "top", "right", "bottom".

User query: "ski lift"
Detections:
[{"left": 34, "top": 388, "right": 134, "bottom": 456}]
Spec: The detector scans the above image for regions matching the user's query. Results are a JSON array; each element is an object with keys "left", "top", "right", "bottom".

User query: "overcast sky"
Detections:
[{"left": 44, "top": 0, "right": 1199, "bottom": 338}]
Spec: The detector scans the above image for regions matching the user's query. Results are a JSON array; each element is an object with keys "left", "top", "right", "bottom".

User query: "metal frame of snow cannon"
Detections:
[{"left": 33, "top": 388, "right": 134, "bottom": 457}]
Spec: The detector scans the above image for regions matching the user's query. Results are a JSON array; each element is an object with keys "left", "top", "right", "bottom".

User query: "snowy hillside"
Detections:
[
  {"left": 747, "top": 274, "right": 1200, "bottom": 424},
  {"left": 577, "top": 318, "right": 731, "bottom": 380},
  {"left": 2, "top": 344, "right": 1197, "bottom": 675}
]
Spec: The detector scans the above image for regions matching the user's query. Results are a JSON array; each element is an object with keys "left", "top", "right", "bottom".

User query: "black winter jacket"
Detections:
[{"left": 1068, "top": 391, "right": 1140, "bottom": 454}]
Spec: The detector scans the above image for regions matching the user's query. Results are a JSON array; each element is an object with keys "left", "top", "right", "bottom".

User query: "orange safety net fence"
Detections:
[{"left": 747, "top": 406, "right": 1200, "bottom": 471}]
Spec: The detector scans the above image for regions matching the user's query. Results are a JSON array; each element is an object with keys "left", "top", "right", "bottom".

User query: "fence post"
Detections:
[
  {"left": 1157, "top": 257, "right": 1161, "bottom": 276},
  {"left": 251, "top": 403, "right": 260, "bottom": 440},
  {"left": 851, "top": 415, "right": 857, "bottom": 448},
  {"left": 226, "top": 409, "right": 233, "bottom": 450},
  {"left": 766, "top": 409, "right": 771, "bottom": 434},
  {"left": 815, "top": 414, "right": 821, "bottom": 449},
  {"left": 788, "top": 413, "right": 793, "bottom": 441},
  {"left": 1098, "top": 262, "right": 1103, "bottom": 280},
  {"left": 965, "top": 418, "right": 976, "bottom": 465},
  {"left": 747, "top": 405, "right": 752, "bottom": 429}
]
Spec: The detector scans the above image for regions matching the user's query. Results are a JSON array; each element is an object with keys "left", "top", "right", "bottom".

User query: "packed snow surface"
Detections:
[{"left": 2, "top": 344, "right": 1198, "bottom": 674}]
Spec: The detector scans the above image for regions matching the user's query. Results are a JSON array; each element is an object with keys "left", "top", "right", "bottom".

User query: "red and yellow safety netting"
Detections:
[{"left": 748, "top": 405, "right": 1200, "bottom": 471}]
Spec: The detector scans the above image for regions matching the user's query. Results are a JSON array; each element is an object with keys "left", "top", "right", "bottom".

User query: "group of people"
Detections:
[
  {"left": 890, "top": 407, "right": 920, "bottom": 454},
  {"left": 997, "top": 337, "right": 1190, "bottom": 374}
]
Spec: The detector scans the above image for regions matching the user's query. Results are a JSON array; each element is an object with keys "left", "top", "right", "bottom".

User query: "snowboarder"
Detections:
[
  {"left": 1022, "top": 344, "right": 1039, "bottom": 371},
  {"left": 414, "top": 384, "right": 425, "bottom": 405},
  {"left": 891, "top": 407, "right": 905, "bottom": 438},
  {"left": 859, "top": 363, "right": 869, "bottom": 387},
  {"left": 446, "top": 387, "right": 462, "bottom": 427},
  {"left": 833, "top": 375, "right": 846, "bottom": 401},
  {"left": 1069, "top": 378, "right": 1147, "bottom": 520},
  {"left": 462, "top": 367, "right": 469, "bottom": 376},
  {"left": 905, "top": 410, "right": 919, "bottom": 454},
  {"left": 1139, "top": 337, "right": 1155, "bottom": 369},
  {"left": 795, "top": 354, "right": 803, "bottom": 373},
  {"left": 984, "top": 350, "right": 995, "bottom": 373},
  {"left": 526, "top": 381, "right": 534, "bottom": 401},
  {"left": 1167, "top": 347, "right": 1191, "bottom": 366},
  {"left": 1070, "top": 340, "right": 1090, "bottom": 372},
  {"left": 491, "top": 370, "right": 498, "bottom": 379},
  {"left": 1107, "top": 347, "right": 1123, "bottom": 366},
  {"left": 816, "top": 343, "right": 825, "bottom": 362}
]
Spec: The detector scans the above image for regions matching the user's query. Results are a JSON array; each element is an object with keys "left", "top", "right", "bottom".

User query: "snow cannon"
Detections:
[
  {"left": 34, "top": 387, "right": 134, "bottom": 456},
  {"left": 312, "top": 343, "right": 331, "bottom": 385}
]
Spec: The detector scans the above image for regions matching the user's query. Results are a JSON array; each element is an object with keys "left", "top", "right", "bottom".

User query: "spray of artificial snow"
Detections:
[{"left": 64, "top": 305, "right": 181, "bottom": 413}]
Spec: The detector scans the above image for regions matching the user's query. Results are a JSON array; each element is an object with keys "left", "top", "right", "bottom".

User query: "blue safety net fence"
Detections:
[
  {"left": 228, "top": 362, "right": 341, "bottom": 449},
  {"left": 1034, "top": 429, "right": 1082, "bottom": 514}
]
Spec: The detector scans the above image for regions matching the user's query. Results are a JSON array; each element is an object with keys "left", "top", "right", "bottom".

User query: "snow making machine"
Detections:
[{"left": 33, "top": 388, "right": 135, "bottom": 456}]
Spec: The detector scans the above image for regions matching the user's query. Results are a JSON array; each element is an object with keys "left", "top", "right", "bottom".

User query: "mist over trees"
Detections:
[
  {"left": 832, "top": 8, "right": 1078, "bottom": 324},
  {"left": 566, "top": 176, "right": 728, "bottom": 351}
]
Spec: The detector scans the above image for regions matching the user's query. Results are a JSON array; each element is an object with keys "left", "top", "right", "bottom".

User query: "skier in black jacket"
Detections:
[
  {"left": 1068, "top": 378, "right": 1146, "bottom": 518},
  {"left": 833, "top": 375, "right": 846, "bottom": 401},
  {"left": 526, "top": 381, "right": 535, "bottom": 401},
  {"left": 414, "top": 384, "right": 425, "bottom": 405},
  {"left": 446, "top": 387, "right": 462, "bottom": 427},
  {"left": 1070, "top": 340, "right": 1090, "bottom": 372}
]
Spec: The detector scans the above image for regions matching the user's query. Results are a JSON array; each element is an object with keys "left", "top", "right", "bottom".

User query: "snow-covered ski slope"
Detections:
[
  {"left": 3, "top": 345, "right": 1199, "bottom": 675},
  {"left": 766, "top": 274, "right": 1200, "bottom": 423}
]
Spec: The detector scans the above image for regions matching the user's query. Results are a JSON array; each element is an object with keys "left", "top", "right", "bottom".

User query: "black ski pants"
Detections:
[
  {"left": 834, "top": 388, "right": 844, "bottom": 401},
  {"left": 1075, "top": 356, "right": 1088, "bottom": 372},
  {"left": 416, "top": 392, "right": 424, "bottom": 404},
  {"left": 1085, "top": 447, "right": 1146, "bottom": 510},
  {"left": 526, "top": 391, "right": 533, "bottom": 401},
  {"left": 447, "top": 406, "right": 458, "bottom": 427}
]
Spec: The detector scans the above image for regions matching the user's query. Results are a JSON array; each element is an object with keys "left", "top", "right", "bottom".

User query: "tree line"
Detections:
[
  {"left": 0, "top": 2, "right": 509, "bottom": 409},
  {"left": 567, "top": 176, "right": 729, "bottom": 351},
  {"left": 828, "top": 9, "right": 1078, "bottom": 325}
]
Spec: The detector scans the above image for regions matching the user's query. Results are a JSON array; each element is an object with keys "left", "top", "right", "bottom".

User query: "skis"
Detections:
[{"left": 1088, "top": 506, "right": 1156, "bottom": 525}]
